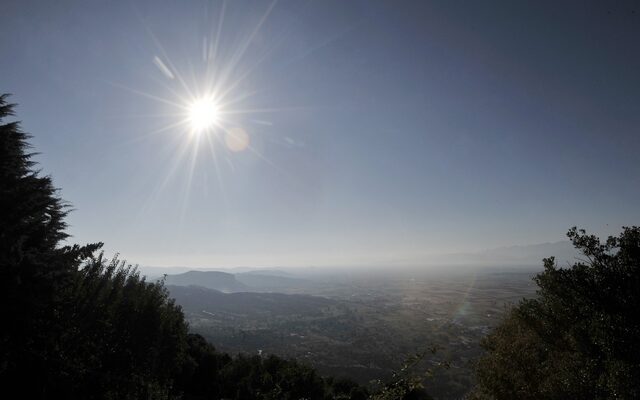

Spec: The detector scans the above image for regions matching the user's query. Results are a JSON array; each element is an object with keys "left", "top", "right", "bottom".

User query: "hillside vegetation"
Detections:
[
  {"left": 470, "top": 226, "right": 640, "bottom": 399},
  {"left": 0, "top": 95, "right": 429, "bottom": 399}
]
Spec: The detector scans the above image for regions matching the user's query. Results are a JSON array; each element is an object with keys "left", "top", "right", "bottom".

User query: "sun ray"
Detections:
[
  {"left": 141, "top": 134, "right": 193, "bottom": 214},
  {"left": 143, "top": 24, "right": 196, "bottom": 101},
  {"left": 214, "top": 90, "right": 260, "bottom": 110},
  {"left": 121, "top": 0, "right": 308, "bottom": 218},
  {"left": 222, "top": 105, "right": 315, "bottom": 115},
  {"left": 108, "top": 81, "right": 186, "bottom": 109},
  {"left": 146, "top": 73, "right": 193, "bottom": 106},
  {"left": 212, "top": 0, "right": 278, "bottom": 97},
  {"left": 213, "top": 35, "right": 285, "bottom": 104},
  {"left": 179, "top": 134, "right": 201, "bottom": 225},
  {"left": 122, "top": 119, "right": 188, "bottom": 146},
  {"left": 204, "top": 130, "right": 228, "bottom": 206},
  {"left": 205, "top": 0, "right": 227, "bottom": 88}
]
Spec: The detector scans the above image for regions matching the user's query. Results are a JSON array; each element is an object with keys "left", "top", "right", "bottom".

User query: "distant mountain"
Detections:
[
  {"left": 164, "top": 270, "right": 249, "bottom": 293},
  {"left": 157, "top": 268, "right": 318, "bottom": 293},
  {"left": 166, "top": 285, "right": 334, "bottom": 317},
  {"left": 137, "top": 266, "right": 196, "bottom": 277}
]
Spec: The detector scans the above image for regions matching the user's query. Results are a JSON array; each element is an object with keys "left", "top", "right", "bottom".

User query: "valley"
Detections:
[{"left": 164, "top": 268, "right": 539, "bottom": 399}]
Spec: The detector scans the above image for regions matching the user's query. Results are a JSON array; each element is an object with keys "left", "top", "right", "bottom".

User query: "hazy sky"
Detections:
[{"left": 1, "top": 1, "right": 639, "bottom": 267}]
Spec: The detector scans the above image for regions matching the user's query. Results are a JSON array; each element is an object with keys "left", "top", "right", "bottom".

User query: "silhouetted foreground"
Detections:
[
  {"left": 0, "top": 95, "right": 431, "bottom": 400},
  {"left": 470, "top": 226, "right": 640, "bottom": 399}
]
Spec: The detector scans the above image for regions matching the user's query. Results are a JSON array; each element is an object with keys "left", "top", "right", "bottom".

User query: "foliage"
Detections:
[
  {"left": 370, "top": 350, "right": 438, "bottom": 400},
  {"left": 0, "top": 94, "right": 101, "bottom": 395},
  {"left": 0, "top": 94, "right": 374, "bottom": 399},
  {"left": 57, "top": 254, "right": 189, "bottom": 399},
  {"left": 176, "top": 332, "right": 370, "bottom": 400},
  {"left": 470, "top": 227, "right": 640, "bottom": 400}
]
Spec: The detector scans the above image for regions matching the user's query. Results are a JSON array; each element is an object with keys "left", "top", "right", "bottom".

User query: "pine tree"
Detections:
[{"left": 0, "top": 94, "right": 100, "bottom": 395}]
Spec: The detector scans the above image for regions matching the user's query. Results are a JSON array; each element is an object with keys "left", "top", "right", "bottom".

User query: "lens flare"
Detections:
[{"left": 225, "top": 127, "right": 250, "bottom": 152}]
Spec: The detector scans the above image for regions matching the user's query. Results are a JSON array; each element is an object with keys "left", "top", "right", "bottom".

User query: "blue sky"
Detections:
[{"left": 1, "top": 1, "right": 639, "bottom": 267}]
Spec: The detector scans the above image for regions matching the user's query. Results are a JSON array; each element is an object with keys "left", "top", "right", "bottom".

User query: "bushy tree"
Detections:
[
  {"left": 471, "top": 227, "right": 640, "bottom": 399},
  {"left": 57, "top": 254, "right": 189, "bottom": 399},
  {"left": 0, "top": 94, "right": 100, "bottom": 395}
]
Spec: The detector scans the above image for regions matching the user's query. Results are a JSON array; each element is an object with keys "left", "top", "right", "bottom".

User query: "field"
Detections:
[{"left": 168, "top": 267, "right": 540, "bottom": 399}]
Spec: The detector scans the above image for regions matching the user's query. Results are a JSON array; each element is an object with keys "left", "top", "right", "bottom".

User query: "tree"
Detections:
[
  {"left": 0, "top": 95, "right": 186, "bottom": 399},
  {"left": 0, "top": 94, "right": 372, "bottom": 399},
  {"left": 471, "top": 227, "right": 640, "bottom": 399},
  {"left": 173, "top": 333, "right": 371, "bottom": 400},
  {"left": 57, "top": 254, "right": 189, "bottom": 399},
  {"left": 0, "top": 94, "right": 100, "bottom": 395},
  {"left": 370, "top": 351, "right": 435, "bottom": 400}
]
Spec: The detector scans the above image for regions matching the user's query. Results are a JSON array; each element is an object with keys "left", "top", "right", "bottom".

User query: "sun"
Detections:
[{"left": 188, "top": 98, "right": 220, "bottom": 133}]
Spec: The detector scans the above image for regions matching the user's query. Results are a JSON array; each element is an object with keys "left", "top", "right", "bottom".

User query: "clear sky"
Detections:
[{"left": 1, "top": 1, "right": 639, "bottom": 267}]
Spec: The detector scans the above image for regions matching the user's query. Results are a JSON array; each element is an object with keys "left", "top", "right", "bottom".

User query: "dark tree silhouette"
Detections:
[
  {"left": 0, "top": 94, "right": 100, "bottom": 396},
  {"left": 471, "top": 227, "right": 640, "bottom": 400},
  {"left": 57, "top": 255, "right": 189, "bottom": 399},
  {"left": 174, "top": 333, "right": 370, "bottom": 400},
  {"left": 0, "top": 94, "right": 374, "bottom": 399}
]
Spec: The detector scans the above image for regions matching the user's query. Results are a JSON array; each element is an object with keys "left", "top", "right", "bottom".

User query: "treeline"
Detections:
[
  {"left": 0, "top": 94, "right": 428, "bottom": 400},
  {"left": 61, "top": 255, "right": 372, "bottom": 399}
]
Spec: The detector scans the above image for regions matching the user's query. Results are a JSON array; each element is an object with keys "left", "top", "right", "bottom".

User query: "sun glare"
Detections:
[
  {"left": 188, "top": 98, "right": 219, "bottom": 132},
  {"left": 126, "top": 0, "right": 283, "bottom": 214}
]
